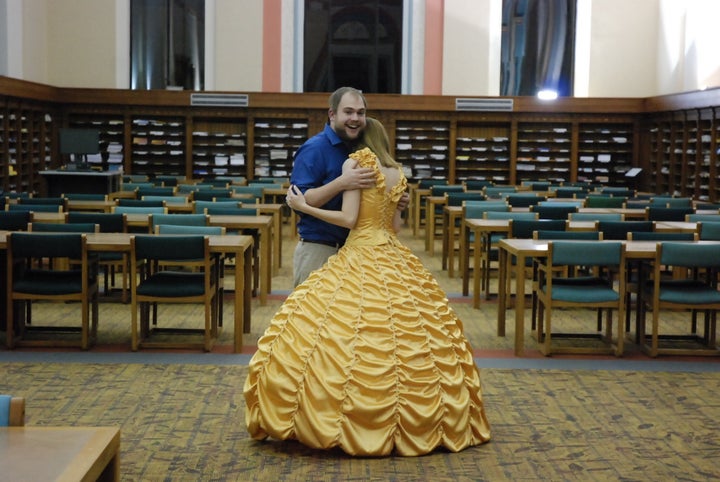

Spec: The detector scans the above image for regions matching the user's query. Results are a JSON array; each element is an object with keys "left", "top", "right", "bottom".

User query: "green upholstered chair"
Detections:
[
  {"left": 535, "top": 241, "right": 627, "bottom": 356},
  {"left": 62, "top": 193, "right": 108, "bottom": 201},
  {"left": 130, "top": 235, "right": 219, "bottom": 351},
  {"left": 0, "top": 211, "right": 31, "bottom": 231},
  {"left": 640, "top": 242, "right": 720, "bottom": 357},
  {"left": 6, "top": 233, "right": 99, "bottom": 350},
  {"left": 117, "top": 198, "right": 165, "bottom": 208},
  {"left": 66, "top": 212, "right": 130, "bottom": 302},
  {"left": 506, "top": 193, "right": 546, "bottom": 208},
  {"left": 597, "top": 220, "right": 653, "bottom": 240},
  {"left": 687, "top": 213, "right": 720, "bottom": 222},
  {"left": 192, "top": 200, "right": 243, "bottom": 214}
]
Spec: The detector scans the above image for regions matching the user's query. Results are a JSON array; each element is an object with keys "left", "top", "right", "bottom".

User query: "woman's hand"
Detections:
[{"left": 285, "top": 185, "right": 307, "bottom": 211}]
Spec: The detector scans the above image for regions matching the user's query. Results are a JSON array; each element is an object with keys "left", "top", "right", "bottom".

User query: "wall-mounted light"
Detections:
[{"left": 537, "top": 89, "right": 558, "bottom": 100}]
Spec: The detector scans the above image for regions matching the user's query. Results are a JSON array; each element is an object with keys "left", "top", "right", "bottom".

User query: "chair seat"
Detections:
[
  {"left": 547, "top": 278, "right": 619, "bottom": 303},
  {"left": 14, "top": 269, "right": 86, "bottom": 295},
  {"left": 653, "top": 279, "right": 720, "bottom": 304},
  {"left": 137, "top": 271, "right": 206, "bottom": 297}
]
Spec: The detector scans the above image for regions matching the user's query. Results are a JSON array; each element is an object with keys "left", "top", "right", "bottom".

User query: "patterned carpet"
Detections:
[
  {"left": 3, "top": 361, "right": 720, "bottom": 481},
  {"left": 2, "top": 228, "right": 720, "bottom": 480}
]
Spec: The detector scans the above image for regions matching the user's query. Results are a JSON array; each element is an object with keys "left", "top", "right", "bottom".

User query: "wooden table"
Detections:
[
  {"left": 460, "top": 218, "right": 598, "bottom": 308},
  {"left": 412, "top": 188, "right": 430, "bottom": 237},
  {"left": 81, "top": 232, "right": 254, "bottom": 352},
  {"left": 0, "top": 426, "right": 120, "bottom": 481},
  {"left": 65, "top": 199, "right": 117, "bottom": 213},
  {"left": 496, "top": 238, "right": 720, "bottom": 356},
  {"left": 208, "top": 214, "right": 273, "bottom": 305}
]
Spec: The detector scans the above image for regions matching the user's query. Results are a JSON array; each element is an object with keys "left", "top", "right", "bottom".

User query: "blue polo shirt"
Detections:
[{"left": 290, "top": 124, "right": 351, "bottom": 245}]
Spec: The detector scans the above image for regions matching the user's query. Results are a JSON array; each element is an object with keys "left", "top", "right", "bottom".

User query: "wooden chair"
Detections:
[
  {"left": 66, "top": 212, "right": 130, "bottom": 303},
  {"left": 0, "top": 395, "right": 25, "bottom": 426},
  {"left": 646, "top": 206, "right": 695, "bottom": 222},
  {"left": 584, "top": 195, "right": 627, "bottom": 208},
  {"left": 6, "top": 233, "right": 99, "bottom": 350},
  {"left": 535, "top": 241, "right": 627, "bottom": 356},
  {"left": 639, "top": 242, "right": 720, "bottom": 357},
  {"left": 130, "top": 235, "right": 219, "bottom": 351}
]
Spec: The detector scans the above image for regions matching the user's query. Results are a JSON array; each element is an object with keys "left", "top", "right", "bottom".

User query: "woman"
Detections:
[{"left": 244, "top": 118, "right": 491, "bottom": 456}]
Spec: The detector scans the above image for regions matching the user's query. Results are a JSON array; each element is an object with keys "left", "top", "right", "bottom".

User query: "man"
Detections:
[{"left": 290, "top": 86, "right": 377, "bottom": 286}]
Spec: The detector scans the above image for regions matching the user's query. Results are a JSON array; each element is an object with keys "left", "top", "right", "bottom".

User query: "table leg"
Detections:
[
  {"left": 514, "top": 253, "right": 527, "bottom": 356},
  {"left": 497, "top": 246, "right": 508, "bottom": 337},
  {"left": 472, "top": 228, "right": 482, "bottom": 309}
]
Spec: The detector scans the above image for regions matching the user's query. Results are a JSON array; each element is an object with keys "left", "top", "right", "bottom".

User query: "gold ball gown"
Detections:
[{"left": 244, "top": 148, "right": 491, "bottom": 456}]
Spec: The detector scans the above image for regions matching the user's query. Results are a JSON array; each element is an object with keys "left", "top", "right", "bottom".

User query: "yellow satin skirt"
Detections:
[{"left": 244, "top": 238, "right": 491, "bottom": 456}]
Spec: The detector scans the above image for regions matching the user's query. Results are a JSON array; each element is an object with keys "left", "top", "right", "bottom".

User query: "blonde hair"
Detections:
[{"left": 360, "top": 118, "right": 400, "bottom": 168}]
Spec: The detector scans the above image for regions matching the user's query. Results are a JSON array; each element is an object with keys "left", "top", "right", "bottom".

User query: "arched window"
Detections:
[
  {"left": 130, "top": 0, "right": 205, "bottom": 90},
  {"left": 304, "top": 0, "right": 404, "bottom": 93},
  {"left": 501, "top": 0, "right": 576, "bottom": 97}
]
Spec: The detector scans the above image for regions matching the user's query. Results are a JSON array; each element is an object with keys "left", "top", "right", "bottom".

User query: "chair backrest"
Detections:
[
  {"left": 418, "top": 179, "right": 448, "bottom": 189},
  {"left": 137, "top": 187, "right": 176, "bottom": 198},
  {"left": 9, "top": 232, "right": 85, "bottom": 260},
  {"left": 529, "top": 181, "right": 552, "bottom": 192},
  {"left": 204, "top": 205, "right": 258, "bottom": 216},
  {"left": 0, "top": 395, "right": 25, "bottom": 426},
  {"left": 506, "top": 194, "right": 546, "bottom": 208},
  {"left": 509, "top": 219, "right": 566, "bottom": 239},
  {"left": 686, "top": 213, "right": 720, "bottom": 222},
  {"left": 658, "top": 242, "right": 720, "bottom": 269},
  {"left": 598, "top": 220, "right": 653, "bottom": 240},
  {"left": 531, "top": 204, "right": 578, "bottom": 220},
  {"left": 8, "top": 203, "right": 63, "bottom": 213},
  {"left": 29, "top": 222, "right": 98, "bottom": 233},
  {"left": 154, "top": 175, "right": 185, "bottom": 187},
  {"left": 569, "top": 212, "right": 624, "bottom": 222},
  {"left": 445, "top": 192, "right": 485, "bottom": 206},
  {"left": 155, "top": 224, "right": 226, "bottom": 235},
  {"left": 464, "top": 180, "right": 493, "bottom": 191},
  {"left": 193, "top": 200, "right": 242, "bottom": 214},
  {"left": 62, "top": 193, "right": 108, "bottom": 201},
  {"left": 484, "top": 185, "right": 517, "bottom": 198},
  {"left": 646, "top": 206, "right": 695, "bottom": 221},
  {"left": 549, "top": 240, "right": 624, "bottom": 267},
  {"left": 649, "top": 196, "right": 693, "bottom": 207},
  {"left": 462, "top": 201, "right": 510, "bottom": 219},
  {"left": 118, "top": 199, "right": 165, "bottom": 208},
  {"left": 698, "top": 221, "right": 720, "bottom": 241},
  {"left": 484, "top": 211, "right": 538, "bottom": 221},
  {"left": 149, "top": 213, "right": 209, "bottom": 229},
  {"left": 192, "top": 189, "right": 234, "bottom": 201},
  {"left": 133, "top": 234, "right": 207, "bottom": 262},
  {"left": 0, "top": 211, "right": 31, "bottom": 231},
  {"left": 600, "top": 187, "right": 635, "bottom": 198},
  {"left": 534, "top": 230, "right": 602, "bottom": 240},
  {"left": 553, "top": 186, "right": 587, "bottom": 199},
  {"left": 584, "top": 195, "right": 627, "bottom": 208},
  {"left": 66, "top": 212, "right": 127, "bottom": 233},
  {"left": 231, "top": 186, "right": 265, "bottom": 200},
  {"left": 112, "top": 206, "right": 168, "bottom": 215},
  {"left": 628, "top": 231, "right": 697, "bottom": 241},
  {"left": 122, "top": 182, "right": 154, "bottom": 191},
  {"left": 123, "top": 175, "right": 149, "bottom": 183},
  {"left": 18, "top": 197, "right": 66, "bottom": 206},
  {"left": 142, "top": 195, "right": 190, "bottom": 205},
  {"left": 430, "top": 185, "right": 464, "bottom": 196}
]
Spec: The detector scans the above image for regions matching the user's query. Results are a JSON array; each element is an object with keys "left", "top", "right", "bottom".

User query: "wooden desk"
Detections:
[
  {"left": 460, "top": 218, "right": 597, "bottom": 308},
  {"left": 208, "top": 214, "right": 273, "bottom": 306},
  {"left": 80, "top": 232, "right": 253, "bottom": 352},
  {"left": 496, "top": 238, "right": 720, "bottom": 356},
  {"left": 0, "top": 426, "right": 120, "bottom": 482}
]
